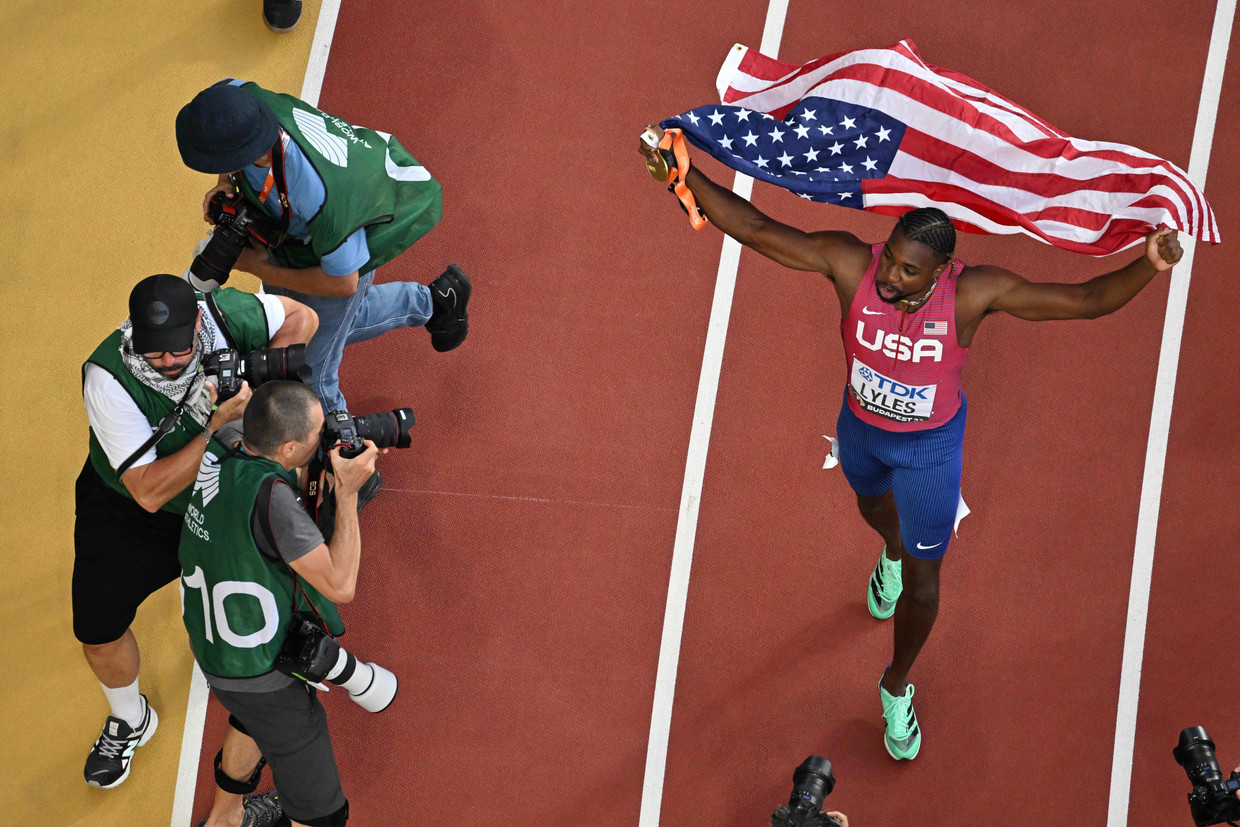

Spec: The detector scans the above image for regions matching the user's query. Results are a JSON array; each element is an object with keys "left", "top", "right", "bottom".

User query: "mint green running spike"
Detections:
[
  {"left": 867, "top": 546, "right": 902, "bottom": 620},
  {"left": 880, "top": 676, "right": 921, "bottom": 760}
]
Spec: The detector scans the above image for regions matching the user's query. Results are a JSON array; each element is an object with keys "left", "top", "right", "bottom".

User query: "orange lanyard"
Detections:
[{"left": 257, "top": 168, "right": 276, "bottom": 203}]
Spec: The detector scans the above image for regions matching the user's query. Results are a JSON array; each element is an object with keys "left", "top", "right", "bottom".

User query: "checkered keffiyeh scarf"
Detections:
[{"left": 118, "top": 317, "right": 215, "bottom": 427}]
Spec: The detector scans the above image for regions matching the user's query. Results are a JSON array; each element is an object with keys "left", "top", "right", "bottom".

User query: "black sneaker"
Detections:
[
  {"left": 195, "top": 791, "right": 284, "bottom": 827},
  {"left": 262, "top": 0, "right": 302, "bottom": 33},
  {"left": 84, "top": 694, "right": 158, "bottom": 789},
  {"left": 425, "top": 264, "right": 471, "bottom": 352}
]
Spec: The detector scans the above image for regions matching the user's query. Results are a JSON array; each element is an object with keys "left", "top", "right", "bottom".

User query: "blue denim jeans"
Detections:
[{"left": 267, "top": 270, "right": 433, "bottom": 412}]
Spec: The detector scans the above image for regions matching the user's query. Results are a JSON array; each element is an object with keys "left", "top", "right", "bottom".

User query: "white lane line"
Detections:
[
  {"left": 170, "top": 1, "right": 344, "bottom": 821},
  {"left": 1106, "top": 2, "right": 1233, "bottom": 824},
  {"left": 169, "top": 663, "right": 211, "bottom": 827},
  {"left": 638, "top": 3, "right": 788, "bottom": 824},
  {"left": 300, "top": 0, "right": 343, "bottom": 107}
]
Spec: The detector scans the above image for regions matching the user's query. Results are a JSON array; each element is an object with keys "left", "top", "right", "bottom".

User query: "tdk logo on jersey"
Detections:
[{"left": 854, "top": 321, "right": 943, "bottom": 363}]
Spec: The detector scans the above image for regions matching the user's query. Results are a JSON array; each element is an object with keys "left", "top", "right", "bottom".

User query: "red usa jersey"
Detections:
[{"left": 840, "top": 243, "right": 969, "bottom": 431}]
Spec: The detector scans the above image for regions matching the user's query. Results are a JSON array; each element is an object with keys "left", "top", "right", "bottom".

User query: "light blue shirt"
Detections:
[{"left": 227, "top": 79, "right": 371, "bottom": 277}]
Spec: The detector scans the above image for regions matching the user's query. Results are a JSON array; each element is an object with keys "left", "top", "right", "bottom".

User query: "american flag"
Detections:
[
  {"left": 660, "top": 41, "right": 1217, "bottom": 256},
  {"left": 923, "top": 321, "right": 947, "bottom": 336}
]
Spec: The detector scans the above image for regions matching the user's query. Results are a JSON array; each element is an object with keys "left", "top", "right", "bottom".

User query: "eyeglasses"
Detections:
[{"left": 140, "top": 344, "right": 194, "bottom": 360}]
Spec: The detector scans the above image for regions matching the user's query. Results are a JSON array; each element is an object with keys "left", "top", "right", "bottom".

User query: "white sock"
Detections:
[{"left": 100, "top": 678, "right": 145, "bottom": 728}]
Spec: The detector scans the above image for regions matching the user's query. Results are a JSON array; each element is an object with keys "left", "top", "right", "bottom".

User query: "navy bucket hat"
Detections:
[{"left": 176, "top": 84, "right": 278, "bottom": 174}]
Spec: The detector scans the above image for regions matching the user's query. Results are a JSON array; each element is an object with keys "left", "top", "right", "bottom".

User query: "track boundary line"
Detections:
[
  {"left": 168, "top": 1, "right": 343, "bottom": 822},
  {"left": 170, "top": 664, "right": 211, "bottom": 827},
  {"left": 637, "top": 2, "right": 788, "bottom": 824},
  {"left": 382, "top": 486, "right": 677, "bottom": 513},
  {"left": 1106, "top": 2, "right": 1233, "bottom": 823}
]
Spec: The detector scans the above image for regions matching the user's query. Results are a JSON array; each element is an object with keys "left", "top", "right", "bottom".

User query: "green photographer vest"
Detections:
[
  {"left": 179, "top": 441, "right": 344, "bottom": 679},
  {"left": 236, "top": 82, "right": 443, "bottom": 275},
  {"left": 83, "top": 287, "right": 271, "bottom": 514}
]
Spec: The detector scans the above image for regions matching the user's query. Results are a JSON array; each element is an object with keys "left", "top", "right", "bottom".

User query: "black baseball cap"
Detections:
[
  {"left": 129, "top": 275, "right": 199, "bottom": 354},
  {"left": 176, "top": 83, "right": 278, "bottom": 173}
]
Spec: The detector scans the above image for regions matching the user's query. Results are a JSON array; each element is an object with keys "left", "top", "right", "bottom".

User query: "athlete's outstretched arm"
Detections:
[
  {"left": 640, "top": 126, "right": 862, "bottom": 277},
  {"left": 974, "top": 229, "right": 1182, "bottom": 321}
]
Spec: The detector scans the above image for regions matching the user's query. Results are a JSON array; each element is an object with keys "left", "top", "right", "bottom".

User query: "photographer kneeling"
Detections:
[
  {"left": 77, "top": 274, "right": 315, "bottom": 793},
  {"left": 181, "top": 381, "right": 388, "bottom": 827}
]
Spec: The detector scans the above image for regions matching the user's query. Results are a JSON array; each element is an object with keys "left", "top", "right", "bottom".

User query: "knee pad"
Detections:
[
  {"left": 213, "top": 749, "right": 267, "bottom": 795},
  {"left": 297, "top": 799, "right": 349, "bottom": 827}
]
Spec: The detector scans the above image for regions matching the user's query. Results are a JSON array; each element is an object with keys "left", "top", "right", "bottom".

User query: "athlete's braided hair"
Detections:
[{"left": 897, "top": 207, "right": 956, "bottom": 259}]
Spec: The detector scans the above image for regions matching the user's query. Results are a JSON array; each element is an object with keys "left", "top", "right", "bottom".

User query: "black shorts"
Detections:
[
  {"left": 72, "top": 459, "right": 184, "bottom": 645},
  {"left": 213, "top": 683, "right": 347, "bottom": 822}
]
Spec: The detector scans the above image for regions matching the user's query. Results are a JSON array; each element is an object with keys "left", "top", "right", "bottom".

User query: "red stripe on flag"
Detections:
[{"left": 898, "top": 130, "right": 1196, "bottom": 227}]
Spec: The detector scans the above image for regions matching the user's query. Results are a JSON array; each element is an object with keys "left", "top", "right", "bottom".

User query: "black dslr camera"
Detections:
[
  {"left": 201, "top": 344, "right": 310, "bottom": 403},
  {"left": 189, "top": 191, "right": 280, "bottom": 289},
  {"left": 772, "top": 757, "right": 842, "bottom": 827},
  {"left": 1174, "top": 727, "right": 1240, "bottom": 826},
  {"left": 323, "top": 408, "right": 415, "bottom": 458}
]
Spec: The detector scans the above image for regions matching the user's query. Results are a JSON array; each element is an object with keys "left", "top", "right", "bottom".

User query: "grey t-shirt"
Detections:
[{"left": 202, "top": 423, "right": 326, "bottom": 693}]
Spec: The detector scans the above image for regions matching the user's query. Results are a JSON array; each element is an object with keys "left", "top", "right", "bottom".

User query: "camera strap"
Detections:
[
  {"left": 203, "top": 292, "right": 239, "bottom": 352},
  {"left": 268, "top": 135, "right": 292, "bottom": 247},
  {"left": 302, "top": 448, "right": 328, "bottom": 526},
  {"left": 114, "top": 379, "right": 207, "bottom": 479}
]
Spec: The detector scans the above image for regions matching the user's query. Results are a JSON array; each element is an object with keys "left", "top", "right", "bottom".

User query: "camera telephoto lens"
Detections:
[
  {"left": 189, "top": 224, "right": 248, "bottom": 287},
  {"left": 791, "top": 756, "right": 835, "bottom": 812},
  {"left": 243, "top": 344, "right": 310, "bottom": 386},
  {"left": 1175, "top": 726, "right": 1224, "bottom": 787},
  {"left": 353, "top": 408, "right": 415, "bottom": 450}
]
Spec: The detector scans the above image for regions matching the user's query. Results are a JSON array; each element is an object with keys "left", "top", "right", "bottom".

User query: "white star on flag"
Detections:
[
  {"left": 735, "top": 109, "right": 751, "bottom": 121},
  {"left": 840, "top": 116, "right": 856, "bottom": 129},
  {"left": 876, "top": 126, "right": 891, "bottom": 142},
  {"left": 719, "top": 135, "right": 734, "bottom": 149},
  {"left": 828, "top": 142, "right": 843, "bottom": 155},
  {"left": 840, "top": 162, "right": 854, "bottom": 173},
  {"left": 862, "top": 156, "right": 878, "bottom": 171},
  {"left": 777, "top": 152, "right": 794, "bottom": 167},
  {"left": 853, "top": 135, "right": 869, "bottom": 149},
  {"left": 754, "top": 155, "right": 769, "bottom": 168},
  {"left": 687, "top": 112, "right": 700, "bottom": 126},
  {"left": 793, "top": 124, "right": 810, "bottom": 139},
  {"left": 741, "top": 131, "right": 759, "bottom": 146},
  {"left": 768, "top": 127, "right": 784, "bottom": 142},
  {"left": 804, "top": 148, "right": 819, "bottom": 161},
  {"left": 708, "top": 110, "right": 724, "bottom": 125},
  {"left": 802, "top": 109, "right": 816, "bottom": 121}
]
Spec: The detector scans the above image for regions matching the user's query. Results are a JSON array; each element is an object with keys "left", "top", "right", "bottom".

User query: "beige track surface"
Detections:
[{"left": 0, "top": 2, "right": 320, "bottom": 823}]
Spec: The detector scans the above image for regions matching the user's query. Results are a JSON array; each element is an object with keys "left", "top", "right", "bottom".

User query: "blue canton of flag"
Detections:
[{"left": 661, "top": 102, "right": 906, "bottom": 206}]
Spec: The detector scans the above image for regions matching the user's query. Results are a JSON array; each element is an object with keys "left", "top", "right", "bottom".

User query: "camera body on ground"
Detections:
[
  {"left": 323, "top": 408, "right": 415, "bottom": 458},
  {"left": 772, "top": 756, "right": 842, "bottom": 827},
  {"left": 1174, "top": 727, "right": 1240, "bottom": 826},
  {"left": 188, "top": 191, "right": 280, "bottom": 290},
  {"left": 202, "top": 345, "right": 310, "bottom": 402}
]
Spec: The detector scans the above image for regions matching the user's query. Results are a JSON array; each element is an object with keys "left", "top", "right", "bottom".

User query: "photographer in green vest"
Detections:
[
  {"left": 181, "top": 381, "right": 384, "bottom": 827},
  {"left": 77, "top": 274, "right": 315, "bottom": 795},
  {"left": 176, "top": 79, "right": 471, "bottom": 415}
]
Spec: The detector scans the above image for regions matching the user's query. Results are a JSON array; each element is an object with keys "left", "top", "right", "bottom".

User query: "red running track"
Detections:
[{"left": 191, "top": 2, "right": 1237, "bottom": 824}]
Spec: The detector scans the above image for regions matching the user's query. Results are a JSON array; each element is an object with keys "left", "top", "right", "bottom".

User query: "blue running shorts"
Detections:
[{"left": 835, "top": 392, "right": 967, "bottom": 560}]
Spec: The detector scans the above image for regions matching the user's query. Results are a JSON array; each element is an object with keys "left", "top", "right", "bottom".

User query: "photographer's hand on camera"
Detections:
[
  {"left": 329, "top": 440, "right": 380, "bottom": 498},
  {"left": 202, "top": 175, "right": 235, "bottom": 223},
  {"left": 205, "top": 379, "right": 252, "bottom": 431},
  {"left": 826, "top": 812, "right": 849, "bottom": 827}
]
